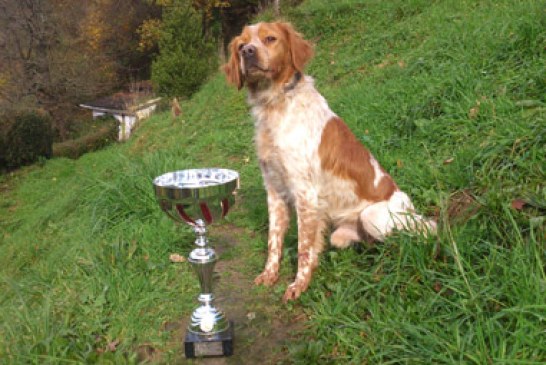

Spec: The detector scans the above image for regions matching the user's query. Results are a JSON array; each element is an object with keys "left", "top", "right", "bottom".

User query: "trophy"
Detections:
[{"left": 153, "top": 168, "right": 239, "bottom": 358}]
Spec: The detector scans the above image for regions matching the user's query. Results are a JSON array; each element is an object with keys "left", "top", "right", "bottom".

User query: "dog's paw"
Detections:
[
  {"left": 282, "top": 280, "right": 307, "bottom": 302},
  {"left": 254, "top": 270, "right": 279, "bottom": 286},
  {"left": 330, "top": 226, "right": 358, "bottom": 249}
]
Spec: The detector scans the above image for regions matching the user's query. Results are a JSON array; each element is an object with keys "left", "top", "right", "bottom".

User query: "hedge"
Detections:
[
  {"left": 0, "top": 112, "right": 53, "bottom": 170},
  {"left": 52, "top": 119, "right": 117, "bottom": 159}
]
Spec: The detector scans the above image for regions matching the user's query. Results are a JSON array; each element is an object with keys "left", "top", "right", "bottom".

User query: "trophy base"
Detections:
[{"left": 184, "top": 321, "right": 234, "bottom": 358}]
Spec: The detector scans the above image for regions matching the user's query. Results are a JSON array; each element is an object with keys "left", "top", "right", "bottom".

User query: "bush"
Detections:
[
  {"left": 52, "top": 117, "right": 117, "bottom": 159},
  {"left": 151, "top": 3, "right": 217, "bottom": 97},
  {"left": 0, "top": 112, "right": 53, "bottom": 170}
]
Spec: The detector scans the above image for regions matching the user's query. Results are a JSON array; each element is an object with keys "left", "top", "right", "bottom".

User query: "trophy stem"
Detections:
[{"left": 187, "top": 220, "right": 229, "bottom": 336}]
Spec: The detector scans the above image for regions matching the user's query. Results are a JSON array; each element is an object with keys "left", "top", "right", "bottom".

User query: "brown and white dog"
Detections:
[{"left": 223, "top": 22, "right": 436, "bottom": 302}]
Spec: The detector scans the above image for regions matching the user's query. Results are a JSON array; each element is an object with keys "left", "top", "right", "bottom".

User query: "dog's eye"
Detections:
[
  {"left": 264, "top": 36, "right": 277, "bottom": 44},
  {"left": 238, "top": 43, "right": 245, "bottom": 51}
]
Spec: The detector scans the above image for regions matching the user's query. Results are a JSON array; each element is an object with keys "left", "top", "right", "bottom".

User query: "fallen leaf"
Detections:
[
  {"left": 397, "top": 159, "right": 404, "bottom": 168},
  {"left": 433, "top": 281, "right": 442, "bottom": 293},
  {"left": 468, "top": 105, "right": 480, "bottom": 119},
  {"left": 511, "top": 199, "right": 526, "bottom": 210},
  {"left": 169, "top": 253, "right": 186, "bottom": 263},
  {"left": 246, "top": 312, "right": 256, "bottom": 321},
  {"left": 107, "top": 339, "right": 120, "bottom": 352},
  {"left": 443, "top": 157, "right": 454, "bottom": 165}
]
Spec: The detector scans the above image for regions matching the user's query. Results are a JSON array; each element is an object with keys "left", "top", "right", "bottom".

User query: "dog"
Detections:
[{"left": 223, "top": 22, "right": 436, "bottom": 302}]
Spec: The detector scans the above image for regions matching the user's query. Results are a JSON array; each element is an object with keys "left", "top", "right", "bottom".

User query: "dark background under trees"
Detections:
[{"left": 0, "top": 0, "right": 293, "bottom": 170}]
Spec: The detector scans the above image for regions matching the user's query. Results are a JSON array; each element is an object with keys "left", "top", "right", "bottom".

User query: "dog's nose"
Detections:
[{"left": 241, "top": 44, "right": 257, "bottom": 58}]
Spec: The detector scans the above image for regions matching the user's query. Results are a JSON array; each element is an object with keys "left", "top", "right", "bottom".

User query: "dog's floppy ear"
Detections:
[
  {"left": 278, "top": 22, "right": 314, "bottom": 73},
  {"left": 223, "top": 38, "right": 244, "bottom": 90}
]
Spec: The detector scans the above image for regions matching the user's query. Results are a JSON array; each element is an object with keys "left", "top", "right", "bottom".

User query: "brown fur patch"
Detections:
[
  {"left": 223, "top": 37, "right": 243, "bottom": 89},
  {"left": 319, "top": 117, "right": 396, "bottom": 202},
  {"left": 274, "top": 22, "right": 314, "bottom": 75}
]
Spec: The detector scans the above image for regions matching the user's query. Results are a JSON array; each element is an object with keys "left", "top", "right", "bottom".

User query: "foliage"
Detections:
[
  {"left": 151, "top": 2, "right": 218, "bottom": 97},
  {"left": 52, "top": 117, "right": 118, "bottom": 159},
  {"left": 0, "top": 1, "right": 160, "bottom": 140},
  {"left": 0, "top": 0, "right": 544, "bottom": 363},
  {"left": 137, "top": 18, "right": 163, "bottom": 52},
  {"left": 0, "top": 112, "right": 53, "bottom": 170}
]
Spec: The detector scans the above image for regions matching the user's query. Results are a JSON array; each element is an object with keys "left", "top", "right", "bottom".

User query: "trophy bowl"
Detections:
[
  {"left": 153, "top": 168, "right": 239, "bottom": 226},
  {"left": 152, "top": 168, "right": 239, "bottom": 358}
]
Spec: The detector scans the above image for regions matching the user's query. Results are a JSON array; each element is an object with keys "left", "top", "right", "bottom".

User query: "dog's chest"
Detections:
[
  {"left": 250, "top": 81, "right": 336, "bottom": 194},
  {"left": 254, "top": 104, "right": 320, "bottom": 168},
  {"left": 253, "top": 109, "right": 326, "bottom": 198},
  {"left": 254, "top": 117, "right": 301, "bottom": 189}
]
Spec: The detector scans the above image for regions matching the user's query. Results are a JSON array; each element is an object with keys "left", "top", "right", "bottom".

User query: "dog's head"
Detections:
[{"left": 223, "top": 22, "right": 314, "bottom": 90}]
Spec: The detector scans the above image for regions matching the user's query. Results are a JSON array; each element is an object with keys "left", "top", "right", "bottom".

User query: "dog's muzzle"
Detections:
[
  {"left": 240, "top": 44, "right": 265, "bottom": 73},
  {"left": 240, "top": 44, "right": 257, "bottom": 60}
]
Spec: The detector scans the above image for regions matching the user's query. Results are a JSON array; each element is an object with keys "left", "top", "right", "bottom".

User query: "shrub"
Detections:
[
  {"left": 0, "top": 112, "right": 53, "bottom": 170},
  {"left": 151, "top": 2, "right": 217, "bottom": 97},
  {"left": 52, "top": 117, "right": 117, "bottom": 159}
]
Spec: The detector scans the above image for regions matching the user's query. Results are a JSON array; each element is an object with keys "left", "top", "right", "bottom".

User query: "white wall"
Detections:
[{"left": 90, "top": 103, "right": 158, "bottom": 141}]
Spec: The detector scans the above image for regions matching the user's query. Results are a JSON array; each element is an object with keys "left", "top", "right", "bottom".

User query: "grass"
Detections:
[{"left": 1, "top": 0, "right": 545, "bottom": 363}]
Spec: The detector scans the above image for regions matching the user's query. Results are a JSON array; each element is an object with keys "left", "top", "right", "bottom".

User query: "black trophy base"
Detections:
[{"left": 184, "top": 322, "right": 234, "bottom": 358}]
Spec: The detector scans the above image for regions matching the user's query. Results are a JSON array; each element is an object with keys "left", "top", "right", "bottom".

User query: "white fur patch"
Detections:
[
  {"left": 370, "top": 156, "right": 385, "bottom": 188},
  {"left": 360, "top": 190, "right": 435, "bottom": 240}
]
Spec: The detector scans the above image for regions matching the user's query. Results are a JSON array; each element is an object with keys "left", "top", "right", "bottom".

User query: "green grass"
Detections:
[{"left": 1, "top": 0, "right": 545, "bottom": 363}]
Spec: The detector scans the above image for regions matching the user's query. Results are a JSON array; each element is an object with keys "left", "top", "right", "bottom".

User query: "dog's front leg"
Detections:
[
  {"left": 255, "top": 187, "right": 290, "bottom": 286},
  {"left": 283, "top": 193, "right": 324, "bottom": 302}
]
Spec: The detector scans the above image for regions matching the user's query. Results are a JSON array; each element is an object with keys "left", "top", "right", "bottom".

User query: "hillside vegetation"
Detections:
[{"left": 1, "top": 0, "right": 544, "bottom": 363}]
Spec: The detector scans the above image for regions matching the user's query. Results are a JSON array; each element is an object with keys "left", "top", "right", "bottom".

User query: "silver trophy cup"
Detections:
[{"left": 153, "top": 168, "right": 239, "bottom": 358}]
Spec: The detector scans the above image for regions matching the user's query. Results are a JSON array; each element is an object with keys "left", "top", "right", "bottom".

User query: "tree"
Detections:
[
  {"left": 0, "top": 0, "right": 160, "bottom": 140},
  {"left": 151, "top": 1, "right": 217, "bottom": 97}
]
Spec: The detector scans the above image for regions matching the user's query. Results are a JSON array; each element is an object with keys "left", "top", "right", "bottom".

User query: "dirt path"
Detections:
[{"left": 158, "top": 224, "right": 307, "bottom": 364}]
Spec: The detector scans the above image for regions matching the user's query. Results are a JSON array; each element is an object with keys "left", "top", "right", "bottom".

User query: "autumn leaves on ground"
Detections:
[{"left": 1, "top": 0, "right": 545, "bottom": 364}]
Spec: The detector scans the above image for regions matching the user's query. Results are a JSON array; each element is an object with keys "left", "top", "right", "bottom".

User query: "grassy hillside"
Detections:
[{"left": 1, "top": 0, "right": 544, "bottom": 363}]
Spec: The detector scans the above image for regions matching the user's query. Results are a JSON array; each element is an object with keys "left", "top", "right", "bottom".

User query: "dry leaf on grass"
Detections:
[
  {"left": 468, "top": 104, "right": 480, "bottom": 119},
  {"left": 169, "top": 253, "right": 186, "bottom": 263},
  {"left": 511, "top": 199, "right": 527, "bottom": 211},
  {"left": 107, "top": 339, "right": 120, "bottom": 352}
]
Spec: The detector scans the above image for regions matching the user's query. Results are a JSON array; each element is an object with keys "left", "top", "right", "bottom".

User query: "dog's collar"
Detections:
[{"left": 283, "top": 72, "right": 302, "bottom": 92}]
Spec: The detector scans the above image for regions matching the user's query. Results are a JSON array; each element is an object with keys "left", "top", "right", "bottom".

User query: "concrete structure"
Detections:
[{"left": 80, "top": 93, "right": 161, "bottom": 141}]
